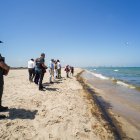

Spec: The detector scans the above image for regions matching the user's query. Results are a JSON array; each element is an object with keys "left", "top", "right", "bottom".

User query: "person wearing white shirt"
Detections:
[
  {"left": 28, "top": 59, "right": 35, "bottom": 82},
  {"left": 49, "top": 59, "right": 54, "bottom": 83}
]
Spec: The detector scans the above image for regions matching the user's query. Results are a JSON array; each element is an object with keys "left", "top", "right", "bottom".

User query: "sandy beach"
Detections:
[{"left": 0, "top": 68, "right": 117, "bottom": 140}]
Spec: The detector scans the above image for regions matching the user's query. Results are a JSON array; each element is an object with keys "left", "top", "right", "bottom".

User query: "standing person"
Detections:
[
  {"left": 70, "top": 66, "right": 74, "bottom": 76},
  {"left": 28, "top": 59, "right": 35, "bottom": 82},
  {"left": 57, "top": 60, "right": 61, "bottom": 79},
  {"left": 54, "top": 60, "right": 58, "bottom": 80},
  {"left": 65, "top": 65, "right": 70, "bottom": 78},
  {"left": 34, "top": 53, "right": 47, "bottom": 90},
  {"left": 0, "top": 54, "right": 10, "bottom": 111},
  {"left": 49, "top": 59, "right": 54, "bottom": 83}
]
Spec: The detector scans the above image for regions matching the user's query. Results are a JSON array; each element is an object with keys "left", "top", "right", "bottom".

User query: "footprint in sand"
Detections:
[
  {"left": 39, "top": 109, "right": 48, "bottom": 118},
  {"left": 31, "top": 99, "right": 42, "bottom": 107},
  {"left": 11, "top": 125, "right": 37, "bottom": 139}
]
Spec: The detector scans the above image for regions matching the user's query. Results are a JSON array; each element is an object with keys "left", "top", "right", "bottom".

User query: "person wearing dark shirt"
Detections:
[
  {"left": 70, "top": 66, "right": 74, "bottom": 76},
  {"left": 0, "top": 54, "right": 10, "bottom": 112},
  {"left": 65, "top": 65, "right": 70, "bottom": 78},
  {"left": 34, "top": 53, "right": 47, "bottom": 90}
]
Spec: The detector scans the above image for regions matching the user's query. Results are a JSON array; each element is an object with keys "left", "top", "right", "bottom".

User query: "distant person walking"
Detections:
[
  {"left": 34, "top": 53, "right": 47, "bottom": 90},
  {"left": 28, "top": 59, "right": 35, "bottom": 82},
  {"left": 0, "top": 54, "right": 10, "bottom": 112},
  {"left": 57, "top": 60, "right": 61, "bottom": 79}
]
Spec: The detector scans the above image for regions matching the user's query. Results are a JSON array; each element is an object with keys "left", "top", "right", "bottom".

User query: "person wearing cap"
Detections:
[
  {"left": 34, "top": 53, "right": 47, "bottom": 90},
  {"left": 0, "top": 54, "right": 10, "bottom": 112}
]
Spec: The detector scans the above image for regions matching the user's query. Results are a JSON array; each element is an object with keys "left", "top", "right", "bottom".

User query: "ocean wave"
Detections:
[
  {"left": 114, "top": 69, "right": 119, "bottom": 72},
  {"left": 85, "top": 70, "right": 109, "bottom": 80},
  {"left": 85, "top": 69, "right": 137, "bottom": 90},
  {"left": 116, "top": 81, "right": 135, "bottom": 88},
  {"left": 95, "top": 74, "right": 137, "bottom": 89},
  {"left": 91, "top": 72, "right": 109, "bottom": 80},
  {"left": 110, "top": 77, "right": 135, "bottom": 89}
]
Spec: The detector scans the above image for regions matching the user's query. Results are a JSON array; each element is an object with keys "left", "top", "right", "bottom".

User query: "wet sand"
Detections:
[{"left": 0, "top": 68, "right": 115, "bottom": 140}]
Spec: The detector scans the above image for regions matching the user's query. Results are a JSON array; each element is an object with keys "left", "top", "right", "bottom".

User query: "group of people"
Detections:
[
  {"left": 28, "top": 53, "right": 75, "bottom": 91},
  {"left": 48, "top": 59, "right": 62, "bottom": 83},
  {"left": 0, "top": 52, "right": 74, "bottom": 118},
  {"left": 28, "top": 53, "right": 47, "bottom": 90},
  {"left": 28, "top": 53, "right": 63, "bottom": 91},
  {"left": 65, "top": 65, "right": 74, "bottom": 78}
]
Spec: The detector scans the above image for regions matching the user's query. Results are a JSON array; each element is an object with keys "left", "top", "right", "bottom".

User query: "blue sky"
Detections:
[{"left": 0, "top": 0, "right": 140, "bottom": 67}]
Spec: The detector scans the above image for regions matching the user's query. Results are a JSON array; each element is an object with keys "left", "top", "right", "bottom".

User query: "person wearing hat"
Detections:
[
  {"left": 0, "top": 54, "right": 10, "bottom": 112},
  {"left": 34, "top": 53, "right": 47, "bottom": 90}
]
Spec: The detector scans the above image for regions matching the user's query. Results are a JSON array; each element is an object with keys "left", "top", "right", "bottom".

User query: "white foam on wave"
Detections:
[
  {"left": 117, "top": 81, "right": 129, "bottom": 87},
  {"left": 117, "top": 81, "right": 135, "bottom": 89},
  {"left": 91, "top": 73, "right": 109, "bottom": 80},
  {"left": 114, "top": 69, "right": 119, "bottom": 72},
  {"left": 85, "top": 69, "right": 136, "bottom": 89}
]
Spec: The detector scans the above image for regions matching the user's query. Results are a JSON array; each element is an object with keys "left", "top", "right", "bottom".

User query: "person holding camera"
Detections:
[{"left": 0, "top": 54, "right": 10, "bottom": 112}]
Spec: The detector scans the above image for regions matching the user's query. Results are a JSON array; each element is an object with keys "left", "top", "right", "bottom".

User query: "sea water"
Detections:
[
  {"left": 87, "top": 67, "right": 140, "bottom": 89},
  {"left": 82, "top": 67, "right": 140, "bottom": 129}
]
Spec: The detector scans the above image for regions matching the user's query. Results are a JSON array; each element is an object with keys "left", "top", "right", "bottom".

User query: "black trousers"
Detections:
[
  {"left": 39, "top": 72, "right": 44, "bottom": 89},
  {"left": 58, "top": 69, "right": 61, "bottom": 78},
  {"left": 28, "top": 68, "right": 35, "bottom": 82},
  {"left": 0, "top": 85, "right": 3, "bottom": 106},
  {"left": 34, "top": 70, "right": 44, "bottom": 89}
]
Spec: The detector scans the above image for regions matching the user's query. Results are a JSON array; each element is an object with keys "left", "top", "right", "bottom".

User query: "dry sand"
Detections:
[{"left": 0, "top": 68, "right": 115, "bottom": 140}]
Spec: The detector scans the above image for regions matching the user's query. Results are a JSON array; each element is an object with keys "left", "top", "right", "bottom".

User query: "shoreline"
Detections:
[
  {"left": 79, "top": 70, "right": 140, "bottom": 140},
  {"left": 76, "top": 71, "right": 124, "bottom": 139},
  {"left": 76, "top": 70, "right": 131, "bottom": 140}
]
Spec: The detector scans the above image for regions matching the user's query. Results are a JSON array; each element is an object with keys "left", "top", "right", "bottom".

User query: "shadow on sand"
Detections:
[
  {"left": 42, "top": 82, "right": 51, "bottom": 87},
  {"left": 54, "top": 81, "right": 62, "bottom": 84},
  {"left": 7, "top": 108, "right": 38, "bottom": 120},
  {"left": 45, "top": 87, "right": 58, "bottom": 91}
]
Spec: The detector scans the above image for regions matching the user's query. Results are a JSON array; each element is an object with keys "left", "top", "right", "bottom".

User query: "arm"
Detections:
[
  {"left": 0, "top": 61, "right": 10, "bottom": 71},
  {"left": 0, "top": 61, "right": 10, "bottom": 75},
  {"left": 42, "top": 63, "right": 47, "bottom": 69}
]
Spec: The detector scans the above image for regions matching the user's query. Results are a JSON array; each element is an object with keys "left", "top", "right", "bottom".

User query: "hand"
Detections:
[{"left": 4, "top": 66, "right": 10, "bottom": 76}]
